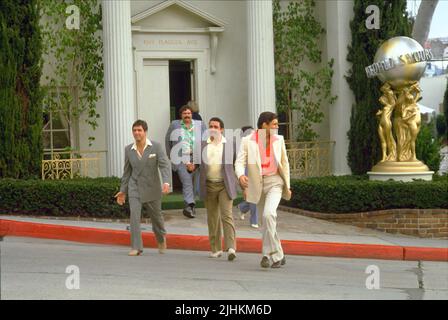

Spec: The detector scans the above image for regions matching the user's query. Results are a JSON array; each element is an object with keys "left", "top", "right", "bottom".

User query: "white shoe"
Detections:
[
  {"left": 209, "top": 251, "right": 223, "bottom": 258},
  {"left": 250, "top": 224, "right": 259, "bottom": 229},
  {"left": 240, "top": 212, "right": 246, "bottom": 220},
  {"left": 227, "top": 248, "right": 236, "bottom": 261}
]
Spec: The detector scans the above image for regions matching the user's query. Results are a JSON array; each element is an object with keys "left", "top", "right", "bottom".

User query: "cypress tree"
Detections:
[
  {"left": 0, "top": 0, "right": 43, "bottom": 178},
  {"left": 346, "top": 0, "right": 412, "bottom": 174},
  {"left": 444, "top": 80, "right": 448, "bottom": 129}
]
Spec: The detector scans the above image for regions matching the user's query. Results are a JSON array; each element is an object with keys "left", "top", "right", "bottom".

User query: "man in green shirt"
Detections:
[{"left": 165, "top": 105, "right": 206, "bottom": 218}]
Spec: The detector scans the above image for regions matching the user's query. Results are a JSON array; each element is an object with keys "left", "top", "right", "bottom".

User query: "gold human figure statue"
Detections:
[
  {"left": 393, "top": 81, "right": 421, "bottom": 162},
  {"left": 369, "top": 36, "right": 432, "bottom": 177},
  {"left": 377, "top": 83, "right": 397, "bottom": 162},
  {"left": 372, "top": 80, "right": 428, "bottom": 173}
]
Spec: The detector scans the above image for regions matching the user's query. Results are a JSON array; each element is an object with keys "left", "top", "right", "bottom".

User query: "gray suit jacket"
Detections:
[
  {"left": 119, "top": 140, "right": 172, "bottom": 203},
  {"left": 165, "top": 119, "right": 207, "bottom": 172},
  {"left": 199, "top": 138, "right": 238, "bottom": 201}
]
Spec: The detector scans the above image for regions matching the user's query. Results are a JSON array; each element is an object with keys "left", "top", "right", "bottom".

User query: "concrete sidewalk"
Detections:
[{"left": 1, "top": 208, "right": 447, "bottom": 261}]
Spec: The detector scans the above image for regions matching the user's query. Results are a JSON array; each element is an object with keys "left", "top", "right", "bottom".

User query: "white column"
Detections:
[
  {"left": 247, "top": 0, "right": 276, "bottom": 128},
  {"left": 102, "top": 0, "right": 135, "bottom": 177},
  {"left": 325, "top": 0, "right": 354, "bottom": 175}
]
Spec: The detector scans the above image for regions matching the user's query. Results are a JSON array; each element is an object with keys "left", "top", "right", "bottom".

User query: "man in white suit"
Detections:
[{"left": 235, "top": 112, "right": 292, "bottom": 268}]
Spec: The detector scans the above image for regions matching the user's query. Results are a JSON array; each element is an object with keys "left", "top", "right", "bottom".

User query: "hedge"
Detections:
[
  {"left": 285, "top": 175, "right": 448, "bottom": 213},
  {"left": 1, "top": 176, "right": 446, "bottom": 218},
  {"left": 0, "top": 177, "right": 243, "bottom": 218},
  {"left": 0, "top": 177, "right": 128, "bottom": 218}
]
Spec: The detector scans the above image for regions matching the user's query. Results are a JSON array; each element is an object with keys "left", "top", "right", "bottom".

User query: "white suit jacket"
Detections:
[{"left": 235, "top": 133, "right": 291, "bottom": 204}]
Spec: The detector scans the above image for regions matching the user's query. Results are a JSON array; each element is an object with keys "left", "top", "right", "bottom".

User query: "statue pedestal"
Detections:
[
  {"left": 368, "top": 171, "right": 434, "bottom": 181},
  {"left": 367, "top": 161, "right": 434, "bottom": 181}
]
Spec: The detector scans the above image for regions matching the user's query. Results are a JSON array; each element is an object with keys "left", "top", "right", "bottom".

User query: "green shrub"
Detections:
[
  {"left": 416, "top": 120, "right": 441, "bottom": 172},
  {"left": 3, "top": 176, "right": 444, "bottom": 217},
  {"left": 0, "top": 178, "right": 243, "bottom": 218},
  {"left": 436, "top": 114, "right": 447, "bottom": 141},
  {"left": 0, "top": 177, "right": 128, "bottom": 218},
  {"left": 286, "top": 175, "right": 448, "bottom": 213},
  {"left": 444, "top": 80, "right": 448, "bottom": 128}
]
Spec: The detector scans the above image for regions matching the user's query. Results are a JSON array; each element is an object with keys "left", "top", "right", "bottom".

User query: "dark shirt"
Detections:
[{"left": 192, "top": 112, "right": 202, "bottom": 121}]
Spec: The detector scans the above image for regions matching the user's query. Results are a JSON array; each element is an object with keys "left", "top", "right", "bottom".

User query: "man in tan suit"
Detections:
[
  {"left": 235, "top": 112, "right": 291, "bottom": 268},
  {"left": 199, "top": 117, "right": 238, "bottom": 261}
]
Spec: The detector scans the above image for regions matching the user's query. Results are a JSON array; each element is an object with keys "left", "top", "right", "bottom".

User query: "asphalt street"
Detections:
[{"left": 1, "top": 236, "right": 447, "bottom": 300}]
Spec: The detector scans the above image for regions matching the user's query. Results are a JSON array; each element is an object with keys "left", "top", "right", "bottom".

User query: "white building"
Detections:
[{"left": 42, "top": 0, "right": 356, "bottom": 178}]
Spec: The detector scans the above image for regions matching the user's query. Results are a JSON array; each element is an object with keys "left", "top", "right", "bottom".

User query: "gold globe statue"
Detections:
[{"left": 365, "top": 36, "right": 434, "bottom": 181}]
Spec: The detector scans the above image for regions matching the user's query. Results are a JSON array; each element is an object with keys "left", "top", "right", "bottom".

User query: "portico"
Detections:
[{"left": 100, "top": 0, "right": 353, "bottom": 177}]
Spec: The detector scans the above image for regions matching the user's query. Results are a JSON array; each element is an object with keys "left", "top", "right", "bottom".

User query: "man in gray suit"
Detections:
[
  {"left": 115, "top": 120, "right": 172, "bottom": 256},
  {"left": 165, "top": 105, "right": 206, "bottom": 218},
  {"left": 199, "top": 117, "right": 238, "bottom": 260}
]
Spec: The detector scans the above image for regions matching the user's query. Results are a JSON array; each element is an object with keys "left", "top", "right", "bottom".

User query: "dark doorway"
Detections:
[
  {"left": 168, "top": 60, "right": 194, "bottom": 191},
  {"left": 169, "top": 60, "right": 193, "bottom": 121}
]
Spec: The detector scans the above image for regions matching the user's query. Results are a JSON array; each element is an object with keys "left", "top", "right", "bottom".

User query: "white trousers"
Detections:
[{"left": 257, "top": 174, "right": 284, "bottom": 263}]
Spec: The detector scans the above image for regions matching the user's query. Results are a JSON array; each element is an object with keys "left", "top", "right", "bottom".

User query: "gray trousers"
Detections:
[
  {"left": 176, "top": 163, "right": 200, "bottom": 205},
  {"left": 129, "top": 197, "right": 166, "bottom": 251}
]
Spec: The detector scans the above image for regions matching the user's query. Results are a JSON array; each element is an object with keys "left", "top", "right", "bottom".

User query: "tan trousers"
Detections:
[
  {"left": 205, "top": 181, "right": 236, "bottom": 253},
  {"left": 257, "top": 174, "right": 284, "bottom": 263}
]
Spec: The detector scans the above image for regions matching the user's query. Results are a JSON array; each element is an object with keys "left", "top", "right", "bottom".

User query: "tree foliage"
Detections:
[
  {"left": 40, "top": 0, "right": 103, "bottom": 146},
  {"left": 0, "top": 0, "right": 43, "bottom": 178},
  {"left": 273, "top": 0, "right": 337, "bottom": 141},
  {"left": 416, "top": 119, "right": 441, "bottom": 172},
  {"left": 346, "top": 0, "right": 412, "bottom": 174},
  {"left": 444, "top": 80, "right": 448, "bottom": 134}
]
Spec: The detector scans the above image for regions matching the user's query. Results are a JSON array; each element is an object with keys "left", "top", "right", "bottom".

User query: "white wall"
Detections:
[
  {"left": 420, "top": 75, "right": 448, "bottom": 113},
  {"left": 131, "top": 0, "right": 249, "bottom": 131}
]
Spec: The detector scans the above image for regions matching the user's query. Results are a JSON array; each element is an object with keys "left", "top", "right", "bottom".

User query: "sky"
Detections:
[{"left": 407, "top": 0, "right": 448, "bottom": 39}]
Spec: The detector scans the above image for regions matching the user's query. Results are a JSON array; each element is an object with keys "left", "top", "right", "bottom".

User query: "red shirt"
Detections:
[{"left": 254, "top": 130, "right": 278, "bottom": 176}]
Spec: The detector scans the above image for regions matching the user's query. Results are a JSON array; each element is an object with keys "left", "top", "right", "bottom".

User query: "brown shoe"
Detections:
[
  {"left": 128, "top": 249, "right": 143, "bottom": 256},
  {"left": 158, "top": 240, "right": 167, "bottom": 254},
  {"left": 272, "top": 256, "right": 285, "bottom": 268},
  {"left": 260, "top": 256, "right": 270, "bottom": 268},
  {"left": 227, "top": 248, "right": 236, "bottom": 261},
  {"left": 281, "top": 256, "right": 286, "bottom": 265},
  {"left": 271, "top": 260, "right": 282, "bottom": 268}
]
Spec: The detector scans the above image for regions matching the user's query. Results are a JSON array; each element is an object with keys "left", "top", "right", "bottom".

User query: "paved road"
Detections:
[{"left": 1, "top": 237, "right": 447, "bottom": 300}]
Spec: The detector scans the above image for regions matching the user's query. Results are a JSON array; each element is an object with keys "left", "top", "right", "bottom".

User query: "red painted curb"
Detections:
[
  {"left": 280, "top": 239, "right": 404, "bottom": 260},
  {"left": 1, "top": 219, "right": 130, "bottom": 246},
  {"left": 403, "top": 246, "right": 448, "bottom": 262},
  {"left": 1, "top": 219, "right": 446, "bottom": 262}
]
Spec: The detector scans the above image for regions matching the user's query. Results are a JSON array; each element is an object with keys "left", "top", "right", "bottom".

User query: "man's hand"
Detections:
[
  {"left": 162, "top": 183, "right": 170, "bottom": 195},
  {"left": 114, "top": 191, "right": 126, "bottom": 206},
  {"left": 287, "top": 189, "right": 292, "bottom": 198},
  {"left": 239, "top": 175, "right": 249, "bottom": 189}
]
